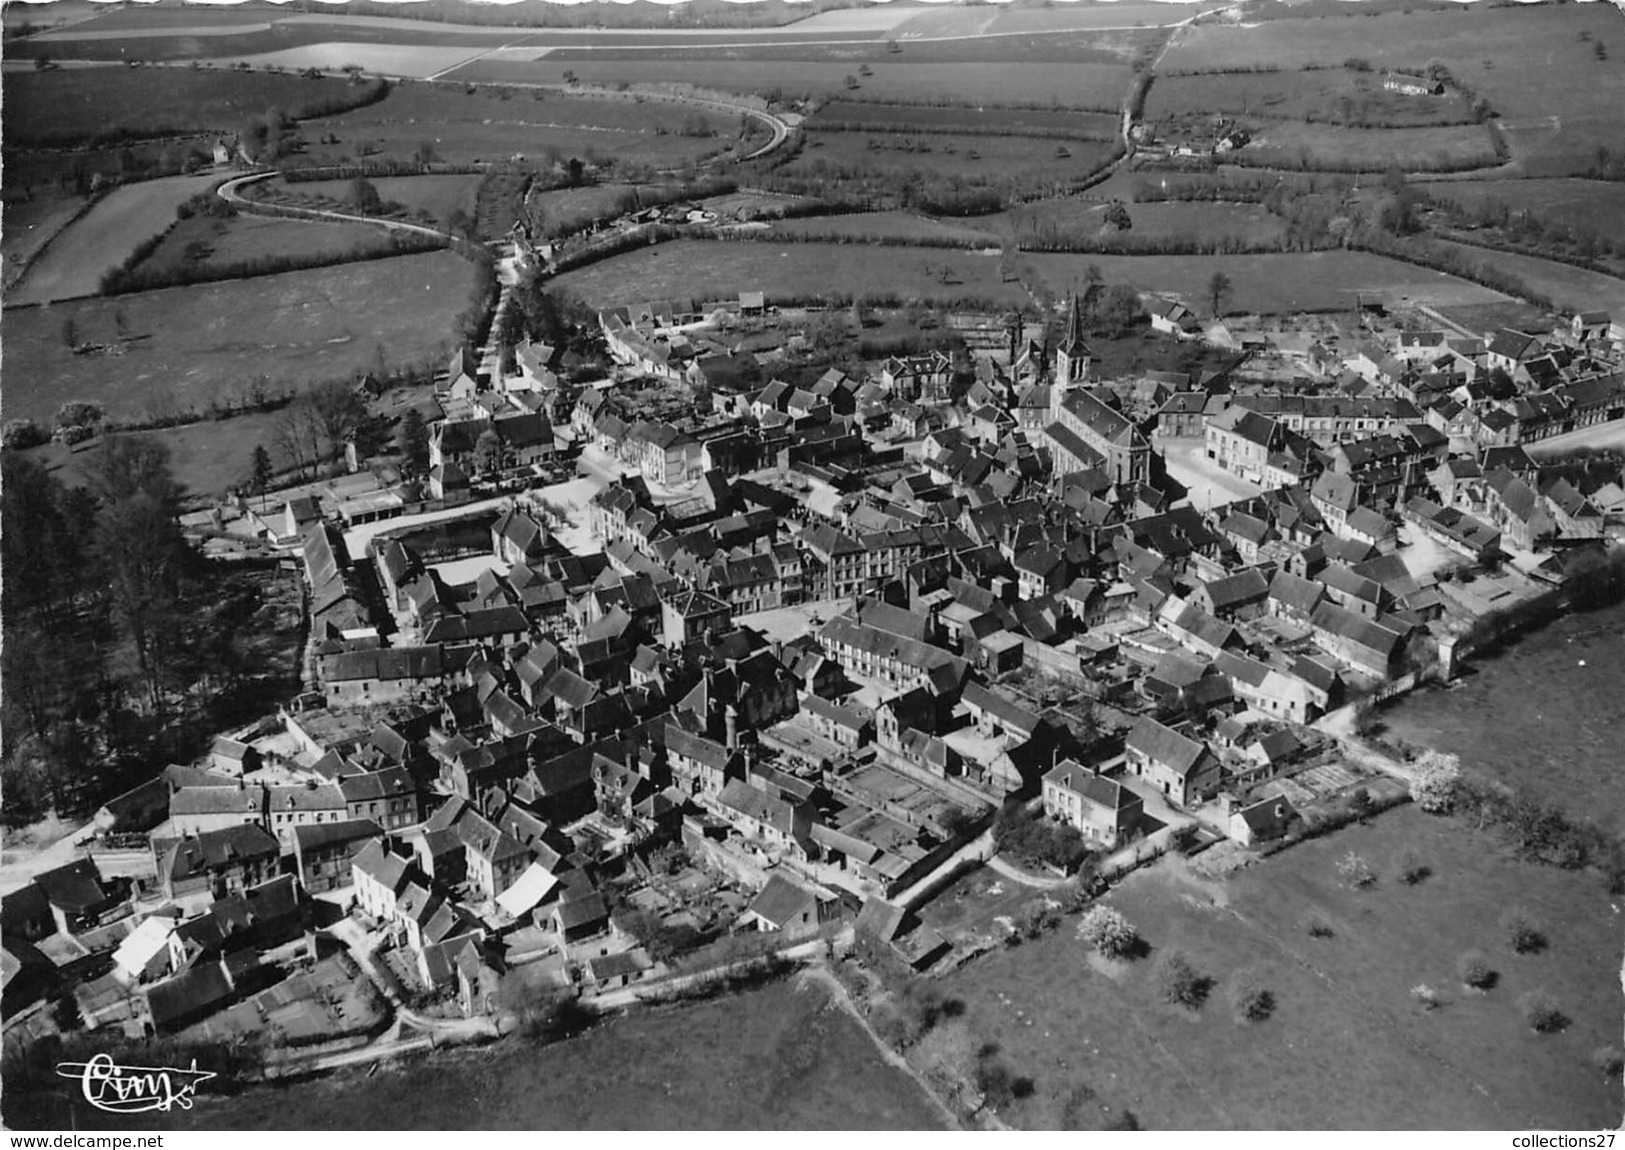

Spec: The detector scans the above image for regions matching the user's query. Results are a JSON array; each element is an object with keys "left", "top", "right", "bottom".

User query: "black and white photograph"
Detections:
[{"left": 1, "top": 0, "right": 1622, "bottom": 1134}]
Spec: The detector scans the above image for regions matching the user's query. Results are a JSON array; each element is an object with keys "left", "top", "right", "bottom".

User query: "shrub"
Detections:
[
  {"left": 1395, "top": 848, "right": 1430, "bottom": 885},
  {"left": 1410, "top": 983, "right": 1440, "bottom": 1011},
  {"left": 54, "top": 400, "right": 104, "bottom": 431},
  {"left": 1411, "top": 750, "right": 1462, "bottom": 813},
  {"left": 1154, "top": 948, "right": 1206, "bottom": 1009},
  {"left": 1016, "top": 897, "right": 1061, "bottom": 940},
  {"left": 1336, "top": 851, "right": 1376, "bottom": 889},
  {"left": 2, "top": 419, "right": 49, "bottom": 450},
  {"left": 1591, "top": 1046, "right": 1623, "bottom": 1079},
  {"left": 1229, "top": 971, "right": 1275, "bottom": 1024},
  {"left": 1501, "top": 907, "right": 1547, "bottom": 954},
  {"left": 1518, "top": 990, "right": 1566, "bottom": 1033},
  {"left": 1457, "top": 950, "right": 1496, "bottom": 990},
  {"left": 1306, "top": 918, "right": 1335, "bottom": 940},
  {"left": 1078, "top": 906, "right": 1138, "bottom": 959}
]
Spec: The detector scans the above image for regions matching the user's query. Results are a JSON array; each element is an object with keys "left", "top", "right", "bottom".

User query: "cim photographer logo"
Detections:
[{"left": 56, "top": 1054, "right": 217, "bottom": 1114}]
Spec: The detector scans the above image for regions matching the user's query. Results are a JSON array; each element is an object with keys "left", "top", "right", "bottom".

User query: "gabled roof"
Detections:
[{"left": 1126, "top": 716, "right": 1208, "bottom": 777}]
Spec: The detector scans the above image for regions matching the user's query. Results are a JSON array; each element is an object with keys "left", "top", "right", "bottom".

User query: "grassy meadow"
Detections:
[
  {"left": 1, "top": 67, "right": 387, "bottom": 145},
  {"left": 284, "top": 82, "right": 734, "bottom": 170},
  {"left": 1020, "top": 249, "right": 1508, "bottom": 315},
  {"left": 270, "top": 173, "right": 482, "bottom": 224},
  {"left": 2, "top": 249, "right": 478, "bottom": 425},
  {"left": 448, "top": 58, "right": 1136, "bottom": 110},
  {"left": 1159, "top": 4, "right": 1625, "bottom": 175},
  {"left": 550, "top": 237, "right": 1029, "bottom": 308},
  {"left": 939, "top": 805, "right": 1624, "bottom": 1130},
  {"left": 132, "top": 214, "right": 413, "bottom": 278},
  {"left": 1146, "top": 68, "right": 1481, "bottom": 127},
  {"left": 18, "top": 977, "right": 950, "bottom": 1131}
]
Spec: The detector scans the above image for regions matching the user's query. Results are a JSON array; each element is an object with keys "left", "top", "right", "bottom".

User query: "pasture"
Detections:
[
  {"left": 938, "top": 806, "right": 1623, "bottom": 1129},
  {"left": 447, "top": 58, "right": 1135, "bottom": 111},
  {"left": 1022, "top": 249, "right": 1509, "bottom": 314},
  {"left": 2, "top": 250, "right": 478, "bottom": 426},
  {"left": 131, "top": 214, "right": 411, "bottom": 278},
  {"left": 993, "top": 199, "right": 1289, "bottom": 246},
  {"left": 1159, "top": 5, "right": 1625, "bottom": 175},
  {"left": 1240, "top": 121, "right": 1499, "bottom": 172},
  {"left": 790, "top": 131, "right": 1118, "bottom": 184},
  {"left": 7, "top": 172, "right": 224, "bottom": 306},
  {"left": 893, "top": 4, "right": 1212, "bottom": 35},
  {"left": 1415, "top": 178, "right": 1625, "bottom": 238},
  {"left": 268, "top": 173, "right": 481, "bottom": 224},
  {"left": 762, "top": 210, "right": 998, "bottom": 245},
  {"left": 1, "top": 67, "right": 387, "bottom": 145},
  {"left": 809, "top": 101, "right": 1120, "bottom": 140},
  {"left": 1146, "top": 69, "right": 1480, "bottom": 128},
  {"left": 288, "top": 83, "right": 730, "bottom": 170},
  {"left": 0, "top": 193, "right": 86, "bottom": 292},
  {"left": 550, "top": 237, "right": 1030, "bottom": 308},
  {"left": 29, "top": 409, "right": 297, "bottom": 502},
  {"left": 30, "top": 978, "right": 949, "bottom": 1131},
  {"left": 1427, "top": 239, "right": 1625, "bottom": 318},
  {"left": 564, "top": 29, "right": 1157, "bottom": 68}
]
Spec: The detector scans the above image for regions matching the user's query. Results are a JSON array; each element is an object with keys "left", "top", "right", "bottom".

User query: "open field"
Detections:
[
  {"left": 939, "top": 806, "right": 1624, "bottom": 1129},
  {"left": 896, "top": 3, "right": 1213, "bottom": 36},
  {"left": 20, "top": 977, "right": 949, "bottom": 1131},
  {"left": 1415, "top": 178, "right": 1625, "bottom": 238},
  {"left": 446, "top": 58, "right": 1135, "bottom": 110},
  {"left": 790, "top": 131, "right": 1118, "bottom": 184},
  {"left": 1241, "top": 121, "right": 1499, "bottom": 171},
  {"left": 282, "top": 82, "right": 729, "bottom": 170},
  {"left": 763, "top": 210, "right": 998, "bottom": 245},
  {"left": 272, "top": 173, "right": 481, "bottom": 224},
  {"left": 131, "top": 213, "right": 414, "bottom": 279},
  {"left": 551, "top": 237, "right": 1029, "bottom": 308},
  {"left": 1385, "top": 598, "right": 1625, "bottom": 835},
  {"left": 1147, "top": 68, "right": 1480, "bottom": 128},
  {"left": 809, "top": 100, "right": 1120, "bottom": 139},
  {"left": 1159, "top": 5, "right": 1625, "bottom": 175},
  {"left": 2, "top": 250, "right": 478, "bottom": 426},
  {"left": 1021, "top": 249, "right": 1509, "bottom": 315},
  {"left": 1, "top": 67, "right": 387, "bottom": 145},
  {"left": 995, "top": 199, "right": 1289, "bottom": 246},
  {"left": 6, "top": 172, "right": 224, "bottom": 305},
  {"left": 553, "top": 29, "right": 1156, "bottom": 67},
  {"left": 26, "top": 408, "right": 298, "bottom": 501},
  {"left": 1428, "top": 239, "right": 1625, "bottom": 318},
  {"left": 0, "top": 193, "right": 86, "bottom": 289}
]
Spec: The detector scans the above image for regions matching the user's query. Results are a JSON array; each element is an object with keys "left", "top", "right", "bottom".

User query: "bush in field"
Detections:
[
  {"left": 1305, "top": 916, "right": 1335, "bottom": 939},
  {"left": 1229, "top": 971, "right": 1275, "bottom": 1024},
  {"left": 1395, "top": 847, "right": 1430, "bottom": 885},
  {"left": 2, "top": 420, "right": 49, "bottom": 450},
  {"left": 1501, "top": 907, "right": 1547, "bottom": 954},
  {"left": 1154, "top": 949, "right": 1206, "bottom": 1009},
  {"left": 1591, "top": 1046, "right": 1624, "bottom": 1079},
  {"left": 54, "top": 401, "right": 104, "bottom": 432},
  {"left": 1411, "top": 750, "right": 1463, "bottom": 813},
  {"left": 1457, "top": 950, "right": 1496, "bottom": 990},
  {"left": 1016, "top": 897, "right": 1061, "bottom": 940},
  {"left": 1337, "top": 851, "right": 1376, "bottom": 889},
  {"left": 1410, "top": 983, "right": 1440, "bottom": 1011},
  {"left": 1518, "top": 990, "right": 1566, "bottom": 1034},
  {"left": 1078, "top": 906, "right": 1138, "bottom": 959}
]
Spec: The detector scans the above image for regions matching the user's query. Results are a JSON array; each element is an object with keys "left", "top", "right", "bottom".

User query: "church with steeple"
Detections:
[{"left": 1032, "top": 292, "right": 1151, "bottom": 486}]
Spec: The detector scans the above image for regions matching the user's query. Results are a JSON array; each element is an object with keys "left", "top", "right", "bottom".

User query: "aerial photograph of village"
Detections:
[{"left": 0, "top": 0, "right": 1621, "bottom": 1134}]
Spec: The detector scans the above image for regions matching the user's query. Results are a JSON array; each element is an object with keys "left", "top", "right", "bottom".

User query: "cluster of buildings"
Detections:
[{"left": 10, "top": 275, "right": 1623, "bottom": 1058}]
